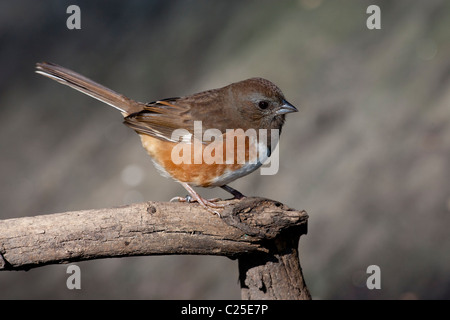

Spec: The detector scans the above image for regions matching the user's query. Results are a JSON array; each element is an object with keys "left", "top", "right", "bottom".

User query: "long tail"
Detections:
[{"left": 35, "top": 62, "right": 143, "bottom": 116}]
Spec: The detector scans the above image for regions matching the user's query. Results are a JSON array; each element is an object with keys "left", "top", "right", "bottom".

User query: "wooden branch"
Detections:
[
  {"left": 238, "top": 231, "right": 310, "bottom": 299},
  {"left": 0, "top": 197, "right": 310, "bottom": 299}
]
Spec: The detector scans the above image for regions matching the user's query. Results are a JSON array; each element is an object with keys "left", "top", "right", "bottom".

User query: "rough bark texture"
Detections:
[
  {"left": 220, "top": 199, "right": 310, "bottom": 299},
  {"left": 238, "top": 230, "right": 310, "bottom": 300},
  {"left": 0, "top": 197, "right": 310, "bottom": 299}
]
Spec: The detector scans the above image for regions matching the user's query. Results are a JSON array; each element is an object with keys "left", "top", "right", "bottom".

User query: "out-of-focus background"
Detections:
[{"left": 1, "top": 0, "right": 449, "bottom": 299}]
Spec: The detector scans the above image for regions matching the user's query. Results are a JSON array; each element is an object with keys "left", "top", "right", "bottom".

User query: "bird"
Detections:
[{"left": 35, "top": 62, "right": 298, "bottom": 215}]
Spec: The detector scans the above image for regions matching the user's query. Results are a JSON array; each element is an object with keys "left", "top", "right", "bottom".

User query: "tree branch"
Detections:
[{"left": 0, "top": 197, "right": 310, "bottom": 299}]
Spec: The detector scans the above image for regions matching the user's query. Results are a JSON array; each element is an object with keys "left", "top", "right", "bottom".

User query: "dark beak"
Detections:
[{"left": 276, "top": 100, "right": 298, "bottom": 115}]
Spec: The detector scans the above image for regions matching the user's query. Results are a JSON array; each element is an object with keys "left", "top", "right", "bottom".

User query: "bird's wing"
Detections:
[
  {"left": 123, "top": 89, "right": 230, "bottom": 143},
  {"left": 123, "top": 98, "right": 193, "bottom": 142}
]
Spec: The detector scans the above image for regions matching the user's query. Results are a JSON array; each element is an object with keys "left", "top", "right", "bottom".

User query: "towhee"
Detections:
[{"left": 35, "top": 62, "right": 297, "bottom": 215}]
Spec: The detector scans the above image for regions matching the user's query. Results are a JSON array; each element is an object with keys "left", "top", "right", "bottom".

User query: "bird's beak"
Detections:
[{"left": 276, "top": 100, "right": 298, "bottom": 115}]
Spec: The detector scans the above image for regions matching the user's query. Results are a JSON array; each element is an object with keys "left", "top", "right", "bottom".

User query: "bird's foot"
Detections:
[{"left": 171, "top": 183, "right": 246, "bottom": 217}]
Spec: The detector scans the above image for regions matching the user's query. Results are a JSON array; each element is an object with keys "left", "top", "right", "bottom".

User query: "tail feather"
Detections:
[{"left": 35, "top": 62, "right": 143, "bottom": 116}]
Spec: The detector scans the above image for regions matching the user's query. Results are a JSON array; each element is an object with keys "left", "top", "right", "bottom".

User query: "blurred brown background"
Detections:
[{"left": 1, "top": 0, "right": 449, "bottom": 299}]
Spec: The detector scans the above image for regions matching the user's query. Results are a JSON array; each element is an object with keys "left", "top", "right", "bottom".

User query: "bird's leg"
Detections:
[
  {"left": 170, "top": 183, "right": 227, "bottom": 216},
  {"left": 170, "top": 194, "right": 222, "bottom": 205},
  {"left": 220, "top": 185, "right": 246, "bottom": 200},
  {"left": 170, "top": 184, "right": 246, "bottom": 216}
]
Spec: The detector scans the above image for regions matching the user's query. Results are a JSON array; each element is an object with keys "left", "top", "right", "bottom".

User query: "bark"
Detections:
[{"left": 0, "top": 197, "right": 310, "bottom": 299}]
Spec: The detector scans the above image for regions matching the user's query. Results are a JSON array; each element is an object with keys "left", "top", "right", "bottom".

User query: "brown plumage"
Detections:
[{"left": 36, "top": 62, "right": 297, "bottom": 215}]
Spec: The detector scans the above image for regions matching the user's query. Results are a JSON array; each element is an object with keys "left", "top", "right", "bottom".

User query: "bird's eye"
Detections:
[{"left": 258, "top": 100, "right": 269, "bottom": 109}]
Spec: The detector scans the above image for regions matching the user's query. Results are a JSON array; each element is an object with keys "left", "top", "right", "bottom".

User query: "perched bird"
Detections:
[{"left": 36, "top": 62, "right": 297, "bottom": 215}]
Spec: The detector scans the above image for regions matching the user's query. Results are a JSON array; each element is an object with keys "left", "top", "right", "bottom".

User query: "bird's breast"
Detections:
[{"left": 139, "top": 132, "right": 271, "bottom": 187}]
